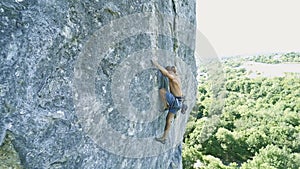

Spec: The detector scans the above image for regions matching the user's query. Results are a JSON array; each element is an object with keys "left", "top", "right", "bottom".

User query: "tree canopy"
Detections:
[{"left": 183, "top": 53, "right": 300, "bottom": 169}]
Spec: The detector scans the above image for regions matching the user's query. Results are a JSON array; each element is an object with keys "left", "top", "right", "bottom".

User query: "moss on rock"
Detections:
[{"left": 0, "top": 133, "right": 23, "bottom": 169}]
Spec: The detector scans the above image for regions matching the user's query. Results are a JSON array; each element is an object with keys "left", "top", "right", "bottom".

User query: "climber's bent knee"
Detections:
[{"left": 159, "top": 88, "right": 166, "bottom": 95}]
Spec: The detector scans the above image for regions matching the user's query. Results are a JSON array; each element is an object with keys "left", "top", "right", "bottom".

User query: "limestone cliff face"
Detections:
[{"left": 0, "top": 0, "right": 196, "bottom": 168}]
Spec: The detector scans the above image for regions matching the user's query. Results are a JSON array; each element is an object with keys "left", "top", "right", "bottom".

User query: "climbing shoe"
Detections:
[{"left": 155, "top": 137, "right": 166, "bottom": 144}]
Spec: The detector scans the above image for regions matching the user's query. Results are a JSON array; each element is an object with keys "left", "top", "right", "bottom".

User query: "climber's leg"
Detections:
[
  {"left": 159, "top": 88, "right": 168, "bottom": 110},
  {"left": 155, "top": 112, "right": 175, "bottom": 144},
  {"left": 158, "top": 71, "right": 169, "bottom": 92},
  {"left": 162, "top": 112, "right": 175, "bottom": 139},
  {"left": 158, "top": 71, "right": 170, "bottom": 110}
]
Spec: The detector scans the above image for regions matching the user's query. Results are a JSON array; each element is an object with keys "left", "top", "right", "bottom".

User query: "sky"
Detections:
[{"left": 197, "top": 0, "right": 300, "bottom": 57}]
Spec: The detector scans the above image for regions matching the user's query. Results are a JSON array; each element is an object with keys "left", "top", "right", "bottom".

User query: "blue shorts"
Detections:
[{"left": 166, "top": 92, "right": 182, "bottom": 114}]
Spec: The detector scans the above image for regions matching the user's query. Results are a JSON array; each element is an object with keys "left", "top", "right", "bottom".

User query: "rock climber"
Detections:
[{"left": 151, "top": 59, "right": 184, "bottom": 144}]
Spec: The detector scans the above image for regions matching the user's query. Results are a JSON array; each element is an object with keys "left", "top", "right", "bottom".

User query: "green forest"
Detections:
[{"left": 183, "top": 52, "right": 300, "bottom": 169}]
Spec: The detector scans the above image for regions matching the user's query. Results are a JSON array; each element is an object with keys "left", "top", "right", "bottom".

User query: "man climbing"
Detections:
[{"left": 151, "top": 59, "right": 184, "bottom": 144}]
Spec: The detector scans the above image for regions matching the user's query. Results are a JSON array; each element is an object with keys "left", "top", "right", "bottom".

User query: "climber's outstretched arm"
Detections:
[{"left": 151, "top": 59, "right": 175, "bottom": 80}]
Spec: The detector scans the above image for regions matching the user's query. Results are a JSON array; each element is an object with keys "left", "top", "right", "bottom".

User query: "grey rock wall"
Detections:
[{"left": 0, "top": 0, "right": 197, "bottom": 168}]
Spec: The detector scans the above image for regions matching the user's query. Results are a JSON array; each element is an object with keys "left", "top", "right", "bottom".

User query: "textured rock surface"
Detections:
[{"left": 0, "top": 0, "right": 196, "bottom": 168}]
